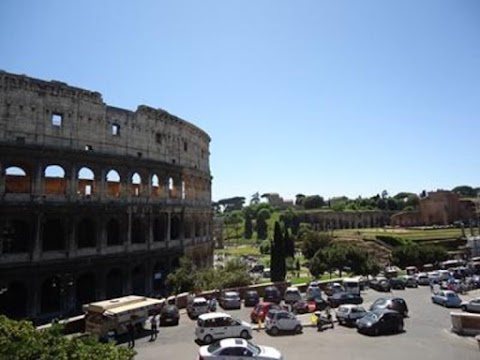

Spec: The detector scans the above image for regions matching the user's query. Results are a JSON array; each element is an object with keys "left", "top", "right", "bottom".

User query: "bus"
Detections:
[
  {"left": 83, "top": 295, "right": 164, "bottom": 339},
  {"left": 342, "top": 277, "right": 364, "bottom": 295}
]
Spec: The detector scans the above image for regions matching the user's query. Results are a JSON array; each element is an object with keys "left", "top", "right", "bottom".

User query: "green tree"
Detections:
[
  {"left": 225, "top": 210, "right": 243, "bottom": 241},
  {"left": 295, "top": 194, "right": 306, "bottom": 206},
  {"left": 166, "top": 257, "right": 195, "bottom": 294},
  {"left": 270, "top": 222, "right": 286, "bottom": 282},
  {"left": 244, "top": 211, "right": 253, "bottom": 239},
  {"left": 300, "top": 229, "right": 332, "bottom": 259},
  {"left": 256, "top": 208, "right": 271, "bottom": 240},
  {"left": 0, "top": 316, "right": 135, "bottom": 360},
  {"left": 309, "top": 250, "right": 327, "bottom": 278},
  {"left": 250, "top": 192, "right": 261, "bottom": 205},
  {"left": 452, "top": 185, "right": 477, "bottom": 198},
  {"left": 302, "top": 195, "right": 325, "bottom": 209},
  {"left": 284, "top": 227, "right": 295, "bottom": 258}
]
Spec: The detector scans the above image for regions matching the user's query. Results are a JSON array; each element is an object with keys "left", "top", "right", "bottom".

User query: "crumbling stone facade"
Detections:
[{"left": 0, "top": 71, "right": 213, "bottom": 324}]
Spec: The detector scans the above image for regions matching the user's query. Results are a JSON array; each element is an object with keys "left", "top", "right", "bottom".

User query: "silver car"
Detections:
[
  {"left": 335, "top": 304, "right": 367, "bottom": 326},
  {"left": 461, "top": 298, "right": 480, "bottom": 313},
  {"left": 220, "top": 291, "right": 241, "bottom": 310}
]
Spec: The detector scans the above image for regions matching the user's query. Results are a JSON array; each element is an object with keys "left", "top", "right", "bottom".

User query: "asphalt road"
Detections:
[{"left": 128, "top": 286, "right": 480, "bottom": 359}]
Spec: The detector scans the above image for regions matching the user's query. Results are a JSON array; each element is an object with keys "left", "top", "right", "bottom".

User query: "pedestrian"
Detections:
[
  {"left": 127, "top": 322, "right": 135, "bottom": 348},
  {"left": 150, "top": 315, "right": 158, "bottom": 341}
]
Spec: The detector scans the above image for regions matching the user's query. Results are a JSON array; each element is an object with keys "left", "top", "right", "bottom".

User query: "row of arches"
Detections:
[
  {"left": 0, "top": 262, "right": 173, "bottom": 321},
  {"left": 2, "top": 163, "right": 210, "bottom": 200},
  {"left": 1, "top": 213, "right": 209, "bottom": 254}
]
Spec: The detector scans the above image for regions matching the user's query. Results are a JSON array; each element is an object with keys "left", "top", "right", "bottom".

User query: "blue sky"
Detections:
[{"left": 1, "top": 0, "right": 479, "bottom": 202}]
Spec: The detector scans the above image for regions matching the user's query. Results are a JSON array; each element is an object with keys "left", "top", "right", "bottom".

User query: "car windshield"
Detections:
[
  {"left": 246, "top": 341, "right": 261, "bottom": 356},
  {"left": 207, "top": 342, "right": 222, "bottom": 353},
  {"left": 363, "top": 312, "right": 378, "bottom": 321}
]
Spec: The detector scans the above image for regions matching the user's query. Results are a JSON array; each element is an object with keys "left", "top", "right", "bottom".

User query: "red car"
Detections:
[{"left": 250, "top": 302, "right": 282, "bottom": 323}]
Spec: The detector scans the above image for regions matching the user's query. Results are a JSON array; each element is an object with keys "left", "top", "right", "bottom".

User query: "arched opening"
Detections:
[
  {"left": 41, "top": 277, "right": 62, "bottom": 313},
  {"left": 44, "top": 165, "right": 66, "bottom": 195},
  {"left": 107, "top": 218, "right": 122, "bottom": 246},
  {"left": 0, "top": 281, "right": 28, "bottom": 319},
  {"left": 151, "top": 174, "right": 160, "bottom": 197},
  {"left": 106, "top": 169, "right": 121, "bottom": 197},
  {"left": 78, "top": 167, "right": 95, "bottom": 197},
  {"left": 153, "top": 214, "right": 167, "bottom": 242},
  {"left": 152, "top": 262, "right": 166, "bottom": 297},
  {"left": 106, "top": 269, "right": 123, "bottom": 299},
  {"left": 131, "top": 172, "right": 141, "bottom": 197},
  {"left": 5, "top": 166, "right": 30, "bottom": 194},
  {"left": 132, "top": 265, "right": 145, "bottom": 295},
  {"left": 77, "top": 218, "right": 96, "bottom": 248},
  {"left": 1, "top": 220, "right": 30, "bottom": 254},
  {"left": 75, "top": 273, "right": 96, "bottom": 311},
  {"left": 195, "top": 221, "right": 201, "bottom": 237},
  {"left": 42, "top": 219, "right": 65, "bottom": 251},
  {"left": 131, "top": 218, "right": 145, "bottom": 244},
  {"left": 170, "top": 214, "right": 180, "bottom": 240}
]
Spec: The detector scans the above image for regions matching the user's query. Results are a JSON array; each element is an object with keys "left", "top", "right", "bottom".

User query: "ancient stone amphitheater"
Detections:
[{"left": 0, "top": 71, "right": 213, "bottom": 324}]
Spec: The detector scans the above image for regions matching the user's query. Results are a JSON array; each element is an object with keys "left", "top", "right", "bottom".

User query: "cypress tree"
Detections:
[
  {"left": 284, "top": 227, "right": 295, "bottom": 258},
  {"left": 244, "top": 212, "right": 253, "bottom": 239},
  {"left": 271, "top": 221, "right": 286, "bottom": 282}
]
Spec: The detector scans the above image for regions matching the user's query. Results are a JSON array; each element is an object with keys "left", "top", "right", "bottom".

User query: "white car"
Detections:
[
  {"left": 265, "top": 309, "right": 302, "bottom": 335},
  {"left": 461, "top": 298, "right": 480, "bottom": 313},
  {"left": 284, "top": 286, "right": 302, "bottom": 304},
  {"left": 195, "top": 312, "right": 252, "bottom": 344},
  {"left": 197, "top": 338, "right": 283, "bottom": 360},
  {"left": 335, "top": 304, "right": 367, "bottom": 326}
]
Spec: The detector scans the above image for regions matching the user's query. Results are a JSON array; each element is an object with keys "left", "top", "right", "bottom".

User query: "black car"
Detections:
[
  {"left": 356, "top": 309, "right": 404, "bottom": 335},
  {"left": 264, "top": 286, "right": 281, "bottom": 304},
  {"left": 370, "top": 279, "right": 391, "bottom": 292},
  {"left": 159, "top": 304, "right": 180, "bottom": 326},
  {"left": 389, "top": 278, "right": 406, "bottom": 290},
  {"left": 370, "top": 297, "right": 409, "bottom": 317},
  {"left": 327, "top": 292, "right": 363, "bottom": 308},
  {"left": 244, "top": 290, "right": 260, "bottom": 307}
]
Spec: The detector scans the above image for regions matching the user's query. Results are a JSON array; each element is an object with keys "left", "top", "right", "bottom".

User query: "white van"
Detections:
[{"left": 195, "top": 312, "right": 252, "bottom": 344}]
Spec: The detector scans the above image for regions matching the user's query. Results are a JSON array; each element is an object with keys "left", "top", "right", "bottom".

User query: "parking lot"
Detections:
[{"left": 130, "top": 286, "right": 479, "bottom": 359}]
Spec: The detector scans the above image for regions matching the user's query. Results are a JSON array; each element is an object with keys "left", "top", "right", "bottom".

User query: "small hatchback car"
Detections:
[{"left": 265, "top": 309, "right": 302, "bottom": 336}]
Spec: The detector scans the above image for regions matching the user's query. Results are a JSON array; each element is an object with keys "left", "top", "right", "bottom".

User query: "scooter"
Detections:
[{"left": 315, "top": 311, "right": 334, "bottom": 331}]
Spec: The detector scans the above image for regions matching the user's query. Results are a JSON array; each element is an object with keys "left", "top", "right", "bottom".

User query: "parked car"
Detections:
[
  {"left": 244, "top": 290, "right": 260, "bottom": 307},
  {"left": 327, "top": 292, "right": 363, "bottom": 308},
  {"left": 250, "top": 302, "right": 282, "bottom": 323},
  {"left": 431, "top": 290, "right": 462, "bottom": 308},
  {"left": 195, "top": 312, "right": 252, "bottom": 344},
  {"left": 265, "top": 309, "right": 302, "bottom": 335},
  {"left": 219, "top": 291, "right": 241, "bottom": 310},
  {"left": 159, "top": 304, "right": 180, "bottom": 326},
  {"left": 356, "top": 309, "right": 404, "bottom": 336},
  {"left": 402, "top": 275, "right": 418, "bottom": 288},
  {"left": 284, "top": 286, "right": 302, "bottom": 304},
  {"left": 324, "top": 282, "right": 345, "bottom": 296},
  {"left": 416, "top": 273, "right": 430, "bottom": 286},
  {"left": 370, "top": 278, "right": 391, "bottom": 292},
  {"left": 293, "top": 296, "right": 329, "bottom": 314},
  {"left": 306, "top": 281, "right": 322, "bottom": 300},
  {"left": 335, "top": 304, "right": 367, "bottom": 326},
  {"left": 461, "top": 298, "right": 480, "bottom": 313},
  {"left": 389, "top": 278, "right": 406, "bottom": 290},
  {"left": 263, "top": 286, "right": 281, "bottom": 304},
  {"left": 197, "top": 338, "right": 283, "bottom": 360},
  {"left": 187, "top": 296, "right": 209, "bottom": 319},
  {"left": 370, "top": 297, "right": 409, "bottom": 317}
]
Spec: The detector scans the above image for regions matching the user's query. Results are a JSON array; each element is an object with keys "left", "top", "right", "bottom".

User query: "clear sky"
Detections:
[{"left": 1, "top": 0, "right": 479, "bottom": 202}]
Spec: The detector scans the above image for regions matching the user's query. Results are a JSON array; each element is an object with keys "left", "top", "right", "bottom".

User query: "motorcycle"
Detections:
[{"left": 315, "top": 311, "right": 334, "bottom": 331}]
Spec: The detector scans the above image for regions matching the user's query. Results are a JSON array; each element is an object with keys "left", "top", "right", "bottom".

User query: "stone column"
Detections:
[
  {"left": 31, "top": 212, "right": 43, "bottom": 261},
  {"left": 32, "top": 161, "right": 44, "bottom": 196},
  {"left": 67, "top": 164, "right": 77, "bottom": 200},
  {"left": 0, "top": 163, "right": 5, "bottom": 195},
  {"left": 166, "top": 211, "right": 171, "bottom": 246}
]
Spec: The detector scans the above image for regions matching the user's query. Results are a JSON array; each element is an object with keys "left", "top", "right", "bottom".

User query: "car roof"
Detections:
[
  {"left": 370, "top": 308, "right": 398, "bottom": 315},
  {"left": 193, "top": 297, "right": 208, "bottom": 302},
  {"left": 198, "top": 312, "right": 231, "bottom": 320},
  {"left": 338, "top": 304, "right": 360, "bottom": 309},
  {"left": 218, "top": 338, "right": 248, "bottom": 348},
  {"left": 224, "top": 291, "right": 239, "bottom": 295}
]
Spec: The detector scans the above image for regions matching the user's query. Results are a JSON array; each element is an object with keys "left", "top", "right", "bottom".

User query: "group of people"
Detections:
[{"left": 126, "top": 315, "right": 160, "bottom": 348}]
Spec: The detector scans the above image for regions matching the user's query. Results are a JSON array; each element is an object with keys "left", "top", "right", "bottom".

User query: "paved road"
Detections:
[{"left": 129, "top": 286, "right": 480, "bottom": 359}]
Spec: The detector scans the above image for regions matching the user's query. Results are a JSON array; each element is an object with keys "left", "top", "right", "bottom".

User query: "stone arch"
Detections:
[
  {"left": 75, "top": 273, "right": 96, "bottom": 310},
  {"left": 77, "top": 218, "right": 96, "bottom": 248},
  {"left": 42, "top": 218, "right": 65, "bottom": 251},
  {"left": 107, "top": 218, "right": 122, "bottom": 246},
  {"left": 4, "top": 165, "right": 31, "bottom": 194},
  {"left": 153, "top": 214, "right": 167, "bottom": 242},
  {"left": 170, "top": 214, "right": 180, "bottom": 240},
  {"left": 106, "top": 169, "right": 121, "bottom": 197},
  {"left": 44, "top": 164, "right": 66, "bottom": 195},
  {"left": 132, "top": 265, "right": 145, "bottom": 295},
  {"left": 78, "top": 167, "right": 95, "bottom": 197},
  {"left": 131, "top": 218, "right": 146, "bottom": 243},
  {"left": 106, "top": 268, "right": 123, "bottom": 299},
  {"left": 151, "top": 174, "right": 160, "bottom": 197},
  {"left": 41, "top": 277, "right": 62, "bottom": 313},
  {"left": 131, "top": 172, "right": 141, "bottom": 197},
  {"left": 2, "top": 219, "right": 30, "bottom": 253},
  {"left": 0, "top": 281, "right": 28, "bottom": 319}
]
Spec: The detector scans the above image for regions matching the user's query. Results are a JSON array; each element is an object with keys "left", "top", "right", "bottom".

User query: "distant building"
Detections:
[
  {"left": 391, "top": 190, "right": 475, "bottom": 227},
  {"left": 262, "top": 193, "right": 294, "bottom": 209}
]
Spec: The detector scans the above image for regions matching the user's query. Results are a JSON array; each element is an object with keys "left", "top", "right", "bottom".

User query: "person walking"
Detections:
[
  {"left": 127, "top": 322, "right": 135, "bottom": 348},
  {"left": 150, "top": 315, "right": 158, "bottom": 341}
]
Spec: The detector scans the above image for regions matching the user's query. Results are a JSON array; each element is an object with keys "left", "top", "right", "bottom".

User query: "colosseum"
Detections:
[{"left": 0, "top": 71, "right": 213, "bottom": 324}]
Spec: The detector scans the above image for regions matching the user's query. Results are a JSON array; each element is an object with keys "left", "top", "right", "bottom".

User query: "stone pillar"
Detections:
[
  {"left": 32, "top": 161, "right": 44, "bottom": 196},
  {"left": 27, "top": 276, "right": 41, "bottom": 321},
  {"left": 67, "top": 215, "right": 76, "bottom": 258},
  {"left": 67, "top": 164, "right": 77, "bottom": 200},
  {"left": 95, "top": 269, "right": 106, "bottom": 300},
  {"left": 31, "top": 212, "right": 43, "bottom": 261},
  {"left": 125, "top": 265, "right": 132, "bottom": 295},
  {"left": 166, "top": 212, "right": 171, "bottom": 246},
  {"left": 146, "top": 210, "right": 153, "bottom": 250},
  {"left": 0, "top": 163, "right": 5, "bottom": 195},
  {"left": 97, "top": 214, "right": 107, "bottom": 255}
]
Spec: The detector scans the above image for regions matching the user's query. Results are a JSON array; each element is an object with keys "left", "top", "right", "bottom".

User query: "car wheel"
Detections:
[
  {"left": 269, "top": 326, "right": 279, "bottom": 336},
  {"left": 203, "top": 334, "right": 213, "bottom": 344},
  {"left": 461, "top": 305, "right": 467, "bottom": 312},
  {"left": 397, "top": 322, "right": 404, "bottom": 333},
  {"left": 295, "top": 324, "right": 302, "bottom": 334},
  {"left": 374, "top": 327, "right": 379, "bottom": 336},
  {"left": 240, "top": 330, "right": 249, "bottom": 339}
]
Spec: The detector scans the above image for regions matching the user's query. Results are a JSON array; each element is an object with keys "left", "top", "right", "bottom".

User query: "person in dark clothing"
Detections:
[
  {"left": 150, "top": 315, "right": 158, "bottom": 341},
  {"left": 127, "top": 322, "right": 135, "bottom": 348}
]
